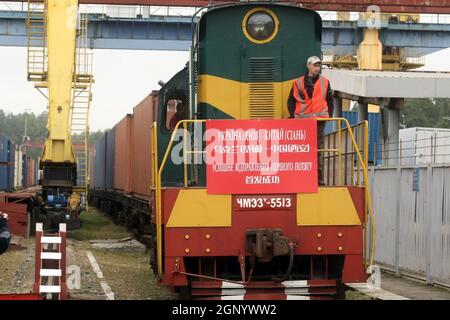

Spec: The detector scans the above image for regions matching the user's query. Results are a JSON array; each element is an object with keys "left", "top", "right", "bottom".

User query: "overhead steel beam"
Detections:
[
  {"left": 1, "top": 0, "right": 450, "bottom": 14},
  {"left": 1, "top": 10, "right": 450, "bottom": 55}
]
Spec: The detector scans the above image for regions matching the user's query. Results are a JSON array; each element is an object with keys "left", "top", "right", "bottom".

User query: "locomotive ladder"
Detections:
[{"left": 33, "top": 223, "right": 67, "bottom": 300}]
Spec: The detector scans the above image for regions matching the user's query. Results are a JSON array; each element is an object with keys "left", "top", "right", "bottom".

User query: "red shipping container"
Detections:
[
  {"left": 131, "top": 91, "right": 158, "bottom": 198},
  {"left": 27, "top": 158, "right": 33, "bottom": 187},
  {"left": 31, "top": 158, "right": 36, "bottom": 186},
  {"left": 114, "top": 114, "right": 133, "bottom": 193}
]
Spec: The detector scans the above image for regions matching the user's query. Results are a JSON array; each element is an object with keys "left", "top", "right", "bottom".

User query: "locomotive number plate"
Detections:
[{"left": 233, "top": 195, "right": 294, "bottom": 211}]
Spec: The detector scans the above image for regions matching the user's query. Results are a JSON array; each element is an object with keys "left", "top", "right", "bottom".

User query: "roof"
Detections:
[{"left": 322, "top": 69, "right": 450, "bottom": 99}]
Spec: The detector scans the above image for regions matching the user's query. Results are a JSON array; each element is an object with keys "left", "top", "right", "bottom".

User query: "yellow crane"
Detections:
[{"left": 27, "top": 0, "right": 93, "bottom": 229}]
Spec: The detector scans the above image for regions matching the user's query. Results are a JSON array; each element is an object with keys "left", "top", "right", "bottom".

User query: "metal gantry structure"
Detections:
[
  {"left": 26, "top": 0, "right": 93, "bottom": 214},
  {"left": 7, "top": 0, "right": 450, "bottom": 14}
]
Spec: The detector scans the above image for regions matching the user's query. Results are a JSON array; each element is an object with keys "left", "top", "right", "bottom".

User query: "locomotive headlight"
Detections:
[
  {"left": 243, "top": 8, "right": 279, "bottom": 44},
  {"left": 247, "top": 12, "right": 274, "bottom": 40}
]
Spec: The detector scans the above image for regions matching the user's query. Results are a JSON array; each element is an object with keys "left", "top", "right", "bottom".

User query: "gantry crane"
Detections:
[{"left": 27, "top": 0, "right": 93, "bottom": 229}]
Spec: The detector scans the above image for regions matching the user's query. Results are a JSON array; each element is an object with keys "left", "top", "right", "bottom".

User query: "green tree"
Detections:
[
  {"left": 402, "top": 98, "right": 450, "bottom": 129},
  {"left": 0, "top": 110, "right": 104, "bottom": 160}
]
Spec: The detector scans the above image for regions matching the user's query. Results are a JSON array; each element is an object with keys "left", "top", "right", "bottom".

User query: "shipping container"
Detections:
[
  {"left": 94, "top": 133, "right": 106, "bottom": 188},
  {"left": 28, "top": 158, "right": 32, "bottom": 187},
  {"left": 7, "top": 140, "right": 15, "bottom": 189},
  {"left": 0, "top": 133, "right": 7, "bottom": 163},
  {"left": 37, "top": 156, "right": 42, "bottom": 185},
  {"left": 325, "top": 111, "right": 381, "bottom": 164},
  {"left": 105, "top": 128, "right": 115, "bottom": 189},
  {"left": 0, "top": 168, "right": 6, "bottom": 190},
  {"left": 0, "top": 134, "right": 17, "bottom": 191},
  {"left": 88, "top": 146, "right": 95, "bottom": 188},
  {"left": 21, "top": 154, "right": 36, "bottom": 188},
  {"left": 131, "top": 91, "right": 158, "bottom": 198},
  {"left": 114, "top": 114, "right": 133, "bottom": 193},
  {"left": 27, "top": 156, "right": 34, "bottom": 188},
  {"left": 14, "top": 148, "right": 23, "bottom": 189},
  {"left": 0, "top": 133, "right": 8, "bottom": 190},
  {"left": 91, "top": 90, "right": 158, "bottom": 197},
  {"left": 21, "top": 154, "right": 28, "bottom": 188},
  {"left": 399, "top": 127, "right": 450, "bottom": 165},
  {"left": 34, "top": 158, "right": 37, "bottom": 186}
]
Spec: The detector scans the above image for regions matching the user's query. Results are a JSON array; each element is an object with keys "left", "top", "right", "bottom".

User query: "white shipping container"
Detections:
[
  {"left": 14, "top": 148, "right": 22, "bottom": 189},
  {"left": 399, "top": 127, "right": 450, "bottom": 165},
  {"left": 106, "top": 5, "right": 137, "bottom": 18}
]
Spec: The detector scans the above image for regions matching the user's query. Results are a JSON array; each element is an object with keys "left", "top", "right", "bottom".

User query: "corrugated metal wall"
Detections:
[
  {"left": 131, "top": 93, "right": 157, "bottom": 198},
  {"left": 370, "top": 165, "right": 450, "bottom": 286},
  {"left": 114, "top": 115, "right": 133, "bottom": 192},
  {"left": 14, "top": 148, "right": 22, "bottom": 189},
  {"left": 94, "top": 134, "right": 107, "bottom": 188},
  {"left": 89, "top": 147, "right": 95, "bottom": 188},
  {"left": 0, "top": 133, "right": 8, "bottom": 190},
  {"left": 106, "top": 128, "right": 116, "bottom": 189},
  {"left": 8, "top": 141, "right": 15, "bottom": 189}
]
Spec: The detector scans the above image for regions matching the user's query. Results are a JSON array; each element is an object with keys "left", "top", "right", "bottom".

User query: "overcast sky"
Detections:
[{"left": 0, "top": 46, "right": 449, "bottom": 131}]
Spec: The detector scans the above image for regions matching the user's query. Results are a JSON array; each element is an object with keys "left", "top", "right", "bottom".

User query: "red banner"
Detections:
[{"left": 206, "top": 119, "right": 317, "bottom": 194}]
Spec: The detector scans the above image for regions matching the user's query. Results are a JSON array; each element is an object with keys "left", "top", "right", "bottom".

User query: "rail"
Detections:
[{"left": 153, "top": 118, "right": 376, "bottom": 276}]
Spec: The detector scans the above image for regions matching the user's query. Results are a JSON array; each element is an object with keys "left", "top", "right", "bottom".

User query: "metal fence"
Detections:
[{"left": 369, "top": 164, "right": 450, "bottom": 287}]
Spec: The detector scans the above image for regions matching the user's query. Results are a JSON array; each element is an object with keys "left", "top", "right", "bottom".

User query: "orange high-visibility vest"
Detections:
[{"left": 293, "top": 75, "right": 330, "bottom": 118}]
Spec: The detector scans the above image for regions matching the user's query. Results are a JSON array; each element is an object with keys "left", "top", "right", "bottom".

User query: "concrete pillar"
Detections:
[
  {"left": 357, "top": 102, "right": 368, "bottom": 123},
  {"left": 332, "top": 97, "right": 343, "bottom": 131},
  {"left": 382, "top": 107, "right": 400, "bottom": 166}
]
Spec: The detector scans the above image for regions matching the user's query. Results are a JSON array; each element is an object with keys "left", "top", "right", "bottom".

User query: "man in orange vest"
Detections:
[{"left": 287, "top": 56, "right": 334, "bottom": 185}]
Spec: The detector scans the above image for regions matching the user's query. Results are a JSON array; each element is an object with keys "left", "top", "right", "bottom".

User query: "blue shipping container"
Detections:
[
  {"left": 105, "top": 128, "right": 115, "bottom": 189},
  {"left": 367, "top": 112, "right": 382, "bottom": 165},
  {"left": 94, "top": 133, "right": 107, "bottom": 188},
  {"left": 324, "top": 111, "right": 381, "bottom": 164},
  {"left": 0, "top": 166, "right": 6, "bottom": 190},
  {"left": 0, "top": 133, "right": 11, "bottom": 190},
  {"left": 0, "top": 133, "right": 8, "bottom": 191},
  {"left": 0, "top": 133, "right": 7, "bottom": 162},
  {"left": 22, "top": 154, "right": 28, "bottom": 188}
]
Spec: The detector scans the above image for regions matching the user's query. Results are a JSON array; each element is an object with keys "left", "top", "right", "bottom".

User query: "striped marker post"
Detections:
[{"left": 33, "top": 223, "right": 67, "bottom": 300}]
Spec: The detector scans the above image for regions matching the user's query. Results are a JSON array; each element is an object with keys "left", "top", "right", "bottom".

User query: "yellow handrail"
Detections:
[
  {"left": 155, "top": 119, "right": 206, "bottom": 276},
  {"left": 151, "top": 122, "right": 157, "bottom": 189},
  {"left": 318, "top": 118, "right": 376, "bottom": 267},
  {"left": 154, "top": 118, "right": 376, "bottom": 276}
]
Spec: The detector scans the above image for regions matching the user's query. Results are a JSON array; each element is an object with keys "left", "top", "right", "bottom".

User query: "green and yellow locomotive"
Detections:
[{"left": 152, "top": 2, "right": 374, "bottom": 299}]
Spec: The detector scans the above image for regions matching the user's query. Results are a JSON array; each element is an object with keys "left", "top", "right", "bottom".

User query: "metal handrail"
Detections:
[
  {"left": 154, "top": 118, "right": 376, "bottom": 276},
  {"left": 319, "top": 118, "right": 375, "bottom": 267},
  {"left": 155, "top": 119, "right": 205, "bottom": 276}
]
